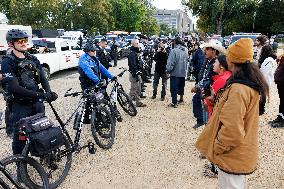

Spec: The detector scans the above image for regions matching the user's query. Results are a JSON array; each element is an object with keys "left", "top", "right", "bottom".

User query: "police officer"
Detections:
[
  {"left": 78, "top": 42, "right": 121, "bottom": 122},
  {"left": 110, "top": 37, "right": 120, "bottom": 67},
  {"left": 96, "top": 39, "right": 112, "bottom": 70},
  {"left": 1, "top": 29, "right": 58, "bottom": 155}
]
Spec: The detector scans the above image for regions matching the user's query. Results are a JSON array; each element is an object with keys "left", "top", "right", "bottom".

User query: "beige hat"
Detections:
[{"left": 203, "top": 39, "right": 226, "bottom": 54}]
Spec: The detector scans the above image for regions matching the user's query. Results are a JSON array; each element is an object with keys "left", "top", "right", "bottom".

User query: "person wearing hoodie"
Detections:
[
  {"left": 166, "top": 37, "right": 189, "bottom": 108},
  {"left": 195, "top": 38, "right": 269, "bottom": 189}
]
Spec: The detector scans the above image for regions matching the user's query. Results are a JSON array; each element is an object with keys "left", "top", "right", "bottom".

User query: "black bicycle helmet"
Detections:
[
  {"left": 83, "top": 42, "right": 97, "bottom": 52},
  {"left": 6, "top": 29, "right": 29, "bottom": 43}
]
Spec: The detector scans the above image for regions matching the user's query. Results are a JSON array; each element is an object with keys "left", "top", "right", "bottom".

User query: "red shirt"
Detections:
[{"left": 205, "top": 71, "right": 232, "bottom": 119}]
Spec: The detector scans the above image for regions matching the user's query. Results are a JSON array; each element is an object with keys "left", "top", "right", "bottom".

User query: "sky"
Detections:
[{"left": 152, "top": 0, "right": 183, "bottom": 10}]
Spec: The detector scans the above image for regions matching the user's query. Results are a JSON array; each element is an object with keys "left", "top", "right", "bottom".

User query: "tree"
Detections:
[
  {"left": 255, "top": 0, "right": 284, "bottom": 35},
  {"left": 9, "top": 0, "right": 58, "bottom": 28},
  {"left": 182, "top": 0, "right": 258, "bottom": 35},
  {"left": 109, "top": 0, "right": 159, "bottom": 34}
]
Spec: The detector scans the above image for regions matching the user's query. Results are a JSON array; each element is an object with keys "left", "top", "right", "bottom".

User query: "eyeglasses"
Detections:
[{"left": 15, "top": 38, "right": 28, "bottom": 44}]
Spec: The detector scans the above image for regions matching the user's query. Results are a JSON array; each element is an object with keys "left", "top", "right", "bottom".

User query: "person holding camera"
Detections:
[
  {"left": 1, "top": 29, "right": 58, "bottom": 155},
  {"left": 128, "top": 39, "right": 146, "bottom": 107},
  {"left": 152, "top": 42, "right": 168, "bottom": 101}
]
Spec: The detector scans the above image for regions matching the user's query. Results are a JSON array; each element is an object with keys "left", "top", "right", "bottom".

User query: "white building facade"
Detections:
[{"left": 154, "top": 9, "right": 193, "bottom": 34}]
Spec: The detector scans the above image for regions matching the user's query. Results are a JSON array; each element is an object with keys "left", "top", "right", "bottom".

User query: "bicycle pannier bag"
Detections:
[{"left": 17, "top": 113, "right": 64, "bottom": 156}]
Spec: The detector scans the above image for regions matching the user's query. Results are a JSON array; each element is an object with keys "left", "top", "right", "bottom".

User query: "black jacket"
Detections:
[
  {"left": 96, "top": 47, "right": 112, "bottom": 69},
  {"left": 154, "top": 51, "right": 168, "bottom": 75},
  {"left": 128, "top": 47, "right": 140, "bottom": 76},
  {"left": 275, "top": 56, "right": 284, "bottom": 85},
  {"left": 197, "top": 58, "right": 217, "bottom": 91}
]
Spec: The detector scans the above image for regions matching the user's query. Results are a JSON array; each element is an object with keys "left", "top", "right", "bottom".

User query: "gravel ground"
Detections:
[{"left": 0, "top": 58, "right": 283, "bottom": 189}]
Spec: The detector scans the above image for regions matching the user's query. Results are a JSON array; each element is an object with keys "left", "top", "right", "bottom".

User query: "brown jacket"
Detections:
[{"left": 195, "top": 83, "right": 260, "bottom": 174}]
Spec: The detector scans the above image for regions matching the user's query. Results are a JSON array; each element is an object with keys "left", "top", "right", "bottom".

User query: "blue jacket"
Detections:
[{"left": 78, "top": 53, "right": 113, "bottom": 88}]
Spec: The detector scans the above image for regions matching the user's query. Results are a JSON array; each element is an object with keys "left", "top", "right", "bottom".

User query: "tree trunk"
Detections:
[{"left": 216, "top": 17, "right": 222, "bottom": 35}]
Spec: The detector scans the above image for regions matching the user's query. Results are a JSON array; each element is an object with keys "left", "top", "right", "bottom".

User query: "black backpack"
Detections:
[{"left": 17, "top": 113, "right": 64, "bottom": 157}]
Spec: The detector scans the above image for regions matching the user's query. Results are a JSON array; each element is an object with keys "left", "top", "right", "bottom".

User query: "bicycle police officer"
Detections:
[
  {"left": 1, "top": 29, "right": 58, "bottom": 155},
  {"left": 78, "top": 42, "right": 121, "bottom": 122}
]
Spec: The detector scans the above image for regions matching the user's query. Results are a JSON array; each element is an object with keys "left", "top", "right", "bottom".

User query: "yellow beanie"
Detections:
[{"left": 227, "top": 38, "right": 254, "bottom": 64}]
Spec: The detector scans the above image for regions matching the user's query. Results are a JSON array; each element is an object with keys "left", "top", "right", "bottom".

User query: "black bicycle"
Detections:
[
  {"left": 0, "top": 114, "right": 50, "bottom": 189},
  {"left": 0, "top": 154, "right": 50, "bottom": 189},
  {"left": 21, "top": 83, "right": 114, "bottom": 188},
  {"left": 110, "top": 68, "right": 137, "bottom": 117}
]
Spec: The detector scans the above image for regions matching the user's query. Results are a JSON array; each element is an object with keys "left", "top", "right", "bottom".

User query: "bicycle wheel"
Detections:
[
  {"left": 0, "top": 155, "right": 50, "bottom": 189},
  {"left": 117, "top": 89, "right": 137, "bottom": 116},
  {"left": 21, "top": 134, "right": 72, "bottom": 189},
  {"left": 91, "top": 105, "right": 115, "bottom": 149},
  {"left": 100, "top": 99, "right": 117, "bottom": 126}
]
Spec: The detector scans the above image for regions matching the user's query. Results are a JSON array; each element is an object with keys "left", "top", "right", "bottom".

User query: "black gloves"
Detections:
[
  {"left": 37, "top": 91, "right": 58, "bottom": 102},
  {"left": 111, "top": 76, "right": 117, "bottom": 81}
]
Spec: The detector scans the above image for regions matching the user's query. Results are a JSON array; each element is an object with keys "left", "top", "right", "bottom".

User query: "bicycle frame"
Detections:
[{"left": 48, "top": 96, "right": 93, "bottom": 159}]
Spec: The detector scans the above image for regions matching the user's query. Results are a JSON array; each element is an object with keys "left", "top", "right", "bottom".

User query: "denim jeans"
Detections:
[
  {"left": 170, "top": 76, "right": 185, "bottom": 104},
  {"left": 153, "top": 72, "right": 167, "bottom": 98},
  {"left": 192, "top": 91, "right": 204, "bottom": 123}
]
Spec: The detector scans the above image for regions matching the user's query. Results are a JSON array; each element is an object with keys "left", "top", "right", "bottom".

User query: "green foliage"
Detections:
[
  {"left": 183, "top": 0, "right": 259, "bottom": 35},
  {"left": 255, "top": 0, "right": 284, "bottom": 35},
  {"left": 2, "top": 0, "right": 159, "bottom": 35},
  {"left": 159, "top": 23, "right": 177, "bottom": 36}
]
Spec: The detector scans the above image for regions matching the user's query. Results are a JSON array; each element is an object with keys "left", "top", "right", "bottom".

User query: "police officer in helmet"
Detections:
[
  {"left": 78, "top": 41, "right": 121, "bottom": 122},
  {"left": 1, "top": 29, "right": 58, "bottom": 155}
]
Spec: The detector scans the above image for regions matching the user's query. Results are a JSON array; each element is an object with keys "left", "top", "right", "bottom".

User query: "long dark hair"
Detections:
[
  {"left": 258, "top": 45, "right": 277, "bottom": 65},
  {"left": 216, "top": 55, "right": 228, "bottom": 71},
  {"left": 230, "top": 63, "right": 269, "bottom": 97}
]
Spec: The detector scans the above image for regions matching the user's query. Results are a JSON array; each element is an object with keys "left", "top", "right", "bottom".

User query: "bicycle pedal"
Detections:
[{"left": 88, "top": 142, "right": 96, "bottom": 154}]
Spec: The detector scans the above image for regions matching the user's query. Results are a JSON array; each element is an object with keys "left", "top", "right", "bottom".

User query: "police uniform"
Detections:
[{"left": 1, "top": 52, "right": 50, "bottom": 154}]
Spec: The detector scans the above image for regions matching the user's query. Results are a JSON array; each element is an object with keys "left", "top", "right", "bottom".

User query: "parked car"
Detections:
[{"left": 229, "top": 33, "right": 260, "bottom": 46}]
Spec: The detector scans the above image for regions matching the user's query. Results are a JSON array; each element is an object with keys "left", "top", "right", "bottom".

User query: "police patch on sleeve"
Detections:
[{"left": 3, "top": 73, "right": 13, "bottom": 78}]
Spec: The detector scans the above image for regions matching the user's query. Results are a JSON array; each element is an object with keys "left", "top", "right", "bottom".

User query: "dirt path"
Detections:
[{"left": 0, "top": 59, "right": 283, "bottom": 189}]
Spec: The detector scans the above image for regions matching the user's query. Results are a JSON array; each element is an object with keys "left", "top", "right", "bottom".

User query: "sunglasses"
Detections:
[{"left": 15, "top": 38, "right": 28, "bottom": 44}]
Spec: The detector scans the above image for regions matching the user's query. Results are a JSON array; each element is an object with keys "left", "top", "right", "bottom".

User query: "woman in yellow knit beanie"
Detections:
[{"left": 195, "top": 38, "right": 269, "bottom": 189}]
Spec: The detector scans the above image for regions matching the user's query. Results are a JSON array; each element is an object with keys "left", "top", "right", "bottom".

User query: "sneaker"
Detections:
[
  {"left": 161, "top": 97, "right": 165, "bottom": 101},
  {"left": 178, "top": 100, "right": 184, "bottom": 104},
  {"left": 193, "top": 121, "right": 205, "bottom": 129},
  {"left": 271, "top": 121, "right": 284, "bottom": 128},
  {"left": 268, "top": 116, "right": 283, "bottom": 125},
  {"left": 136, "top": 102, "right": 147, "bottom": 107},
  {"left": 168, "top": 103, "right": 177, "bottom": 108},
  {"left": 151, "top": 95, "right": 156, "bottom": 99},
  {"left": 140, "top": 94, "right": 147, "bottom": 99}
]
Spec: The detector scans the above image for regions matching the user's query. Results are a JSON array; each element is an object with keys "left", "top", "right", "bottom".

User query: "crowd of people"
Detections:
[
  {"left": 126, "top": 33, "right": 284, "bottom": 188},
  {"left": 0, "top": 28, "right": 284, "bottom": 189}
]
